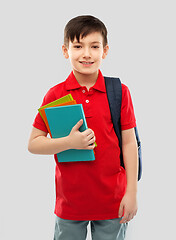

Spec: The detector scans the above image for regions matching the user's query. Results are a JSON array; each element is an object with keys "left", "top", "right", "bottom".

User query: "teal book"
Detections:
[{"left": 44, "top": 104, "right": 95, "bottom": 162}]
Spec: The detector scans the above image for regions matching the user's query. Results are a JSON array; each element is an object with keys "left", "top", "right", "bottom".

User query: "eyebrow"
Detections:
[
  {"left": 91, "top": 41, "right": 101, "bottom": 44},
  {"left": 72, "top": 41, "right": 102, "bottom": 44}
]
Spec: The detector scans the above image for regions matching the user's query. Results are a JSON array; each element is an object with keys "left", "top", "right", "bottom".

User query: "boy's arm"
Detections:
[
  {"left": 118, "top": 128, "right": 138, "bottom": 223},
  {"left": 28, "top": 119, "right": 96, "bottom": 155}
]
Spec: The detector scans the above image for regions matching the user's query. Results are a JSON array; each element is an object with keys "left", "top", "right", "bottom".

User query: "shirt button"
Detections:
[
  {"left": 85, "top": 100, "right": 89, "bottom": 103},
  {"left": 82, "top": 90, "right": 86, "bottom": 93}
]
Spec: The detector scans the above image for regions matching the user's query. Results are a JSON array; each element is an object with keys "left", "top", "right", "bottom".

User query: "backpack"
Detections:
[{"left": 104, "top": 76, "right": 142, "bottom": 181}]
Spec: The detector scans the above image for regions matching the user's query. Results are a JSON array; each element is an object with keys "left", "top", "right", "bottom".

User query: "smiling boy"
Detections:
[
  {"left": 62, "top": 31, "right": 108, "bottom": 90},
  {"left": 28, "top": 15, "right": 138, "bottom": 240}
]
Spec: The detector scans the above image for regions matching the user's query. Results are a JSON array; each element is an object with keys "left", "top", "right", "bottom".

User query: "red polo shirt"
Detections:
[{"left": 33, "top": 70, "right": 136, "bottom": 220}]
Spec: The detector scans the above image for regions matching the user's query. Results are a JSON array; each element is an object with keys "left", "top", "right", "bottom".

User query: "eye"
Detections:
[
  {"left": 92, "top": 46, "right": 99, "bottom": 49},
  {"left": 73, "top": 45, "right": 82, "bottom": 49}
]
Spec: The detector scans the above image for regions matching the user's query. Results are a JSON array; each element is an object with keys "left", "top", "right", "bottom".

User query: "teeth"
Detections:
[{"left": 81, "top": 62, "right": 93, "bottom": 65}]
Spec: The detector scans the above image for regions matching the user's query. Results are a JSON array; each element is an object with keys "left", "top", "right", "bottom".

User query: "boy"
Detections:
[{"left": 28, "top": 15, "right": 138, "bottom": 240}]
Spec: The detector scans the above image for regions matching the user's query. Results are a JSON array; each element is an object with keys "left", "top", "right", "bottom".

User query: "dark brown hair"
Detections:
[{"left": 64, "top": 15, "right": 108, "bottom": 47}]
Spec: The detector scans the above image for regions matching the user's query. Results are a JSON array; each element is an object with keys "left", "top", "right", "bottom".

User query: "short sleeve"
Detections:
[
  {"left": 32, "top": 88, "right": 56, "bottom": 133},
  {"left": 120, "top": 84, "right": 136, "bottom": 130}
]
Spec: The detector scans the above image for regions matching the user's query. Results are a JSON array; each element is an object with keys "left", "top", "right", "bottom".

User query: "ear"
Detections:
[
  {"left": 62, "top": 45, "right": 69, "bottom": 59},
  {"left": 102, "top": 45, "right": 109, "bottom": 59}
]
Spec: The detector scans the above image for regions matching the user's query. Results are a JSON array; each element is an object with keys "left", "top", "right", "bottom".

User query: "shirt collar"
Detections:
[{"left": 65, "top": 70, "right": 106, "bottom": 93}]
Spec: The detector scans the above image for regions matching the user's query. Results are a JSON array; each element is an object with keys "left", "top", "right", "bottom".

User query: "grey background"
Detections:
[{"left": 0, "top": 0, "right": 175, "bottom": 239}]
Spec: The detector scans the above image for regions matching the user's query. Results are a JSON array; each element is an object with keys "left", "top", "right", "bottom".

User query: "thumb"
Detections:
[
  {"left": 72, "top": 119, "right": 83, "bottom": 131},
  {"left": 118, "top": 202, "right": 124, "bottom": 218}
]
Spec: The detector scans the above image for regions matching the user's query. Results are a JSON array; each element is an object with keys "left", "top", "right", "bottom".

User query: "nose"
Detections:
[{"left": 83, "top": 47, "right": 91, "bottom": 58}]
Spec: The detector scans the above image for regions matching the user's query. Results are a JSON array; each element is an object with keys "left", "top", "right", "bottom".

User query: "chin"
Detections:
[{"left": 75, "top": 68, "right": 99, "bottom": 76}]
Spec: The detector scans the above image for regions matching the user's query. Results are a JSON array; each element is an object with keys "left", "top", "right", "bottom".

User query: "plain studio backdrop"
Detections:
[{"left": 0, "top": 0, "right": 175, "bottom": 239}]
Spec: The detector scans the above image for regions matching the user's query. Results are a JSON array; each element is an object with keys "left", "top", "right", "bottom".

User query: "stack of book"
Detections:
[{"left": 38, "top": 94, "right": 95, "bottom": 163}]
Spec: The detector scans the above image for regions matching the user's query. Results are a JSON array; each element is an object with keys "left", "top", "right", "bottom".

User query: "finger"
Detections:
[
  {"left": 126, "top": 210, "right": 137, "bottom": 222},
  {"left": 72, "top": 119, "right": 83, "bottom": 131},
  {"left": 87, "top": 132, "right": 95, "bottom": 141},
  {"left": 119, "top": 209, "right": 129, "bottom": 224},
  {"left": 118, "top": 203, "right": 124, "bottom": 219},
  {"left": 126, "top": 213, "right": 133, "bottom": 222},
  {"left": 85, "top": 143, "right": 95, "bottom": 150},
  {"left": 88, "top": 137, "right": 96, "bottom": 145},
  {"left": 120, "top": 212, "right": 135, "bottom": 224},
  {"left": 84, "top": 128, "right": 94, "bottom": 136},
  {"left": 120, "top": 215, "right": 128, "bottom": 224}
]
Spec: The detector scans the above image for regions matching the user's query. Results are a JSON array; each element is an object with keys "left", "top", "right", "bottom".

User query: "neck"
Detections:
[{"left": 73, "top": 70, "right": 99, "bottom": 90}]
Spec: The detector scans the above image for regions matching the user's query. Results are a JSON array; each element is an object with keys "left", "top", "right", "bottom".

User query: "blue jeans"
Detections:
[{"left": 54, "top": 216, "right": 128, "bottom": 240}]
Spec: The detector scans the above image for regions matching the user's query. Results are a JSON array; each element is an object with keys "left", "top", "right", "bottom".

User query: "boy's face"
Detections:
[{"left": 62, "top": 32, "right": 109, "bottom": 77}]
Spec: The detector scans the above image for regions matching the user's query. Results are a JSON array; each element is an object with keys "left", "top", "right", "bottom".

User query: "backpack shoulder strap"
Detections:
[
  {"left": 104, "top": 76, "right": 142, "bottom": 180},
  {"left": 104, "top": 76, "right": 124, "bottom": 167}
]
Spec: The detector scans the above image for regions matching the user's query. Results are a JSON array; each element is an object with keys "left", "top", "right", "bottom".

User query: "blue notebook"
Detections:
[{"left": 44, "top": 104, "right": 95, "bottom": 162}]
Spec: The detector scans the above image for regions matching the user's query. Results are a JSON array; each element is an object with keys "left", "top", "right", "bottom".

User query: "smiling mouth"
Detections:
[{"left": 79, "top": 61, "right": 94, "bottom": 65}]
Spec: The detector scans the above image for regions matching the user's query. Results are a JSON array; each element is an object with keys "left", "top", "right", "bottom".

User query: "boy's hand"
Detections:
[
  {"left": 68, "top": 119, "right": 96, "bottom": 150},
  {"left": 118, "top": 191, "right": 138, "bottom": 224}
]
